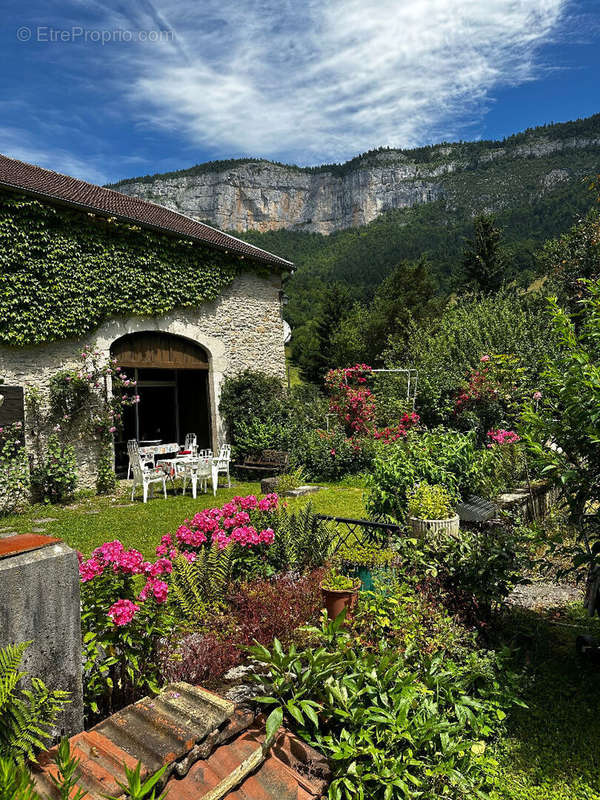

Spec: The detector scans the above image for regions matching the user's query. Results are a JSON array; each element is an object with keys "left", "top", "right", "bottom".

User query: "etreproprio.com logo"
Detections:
[{"left": 16, "top": 26, "right": 175, "bottom": 44}]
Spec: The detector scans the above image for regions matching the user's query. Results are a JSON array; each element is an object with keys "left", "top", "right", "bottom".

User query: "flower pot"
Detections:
[
  {"left": 321, "top": 582, "right": 359, "bottom": 620},
  {"left": 410, "top": 514, "right": 460, "bottom": 538}
]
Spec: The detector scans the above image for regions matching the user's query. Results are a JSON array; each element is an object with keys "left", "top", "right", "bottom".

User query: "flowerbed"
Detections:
[{"left": 78, "top": 492, "right": 331, "bottom": 721}]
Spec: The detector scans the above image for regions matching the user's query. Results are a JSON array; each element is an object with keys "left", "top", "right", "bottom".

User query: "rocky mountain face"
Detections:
[{"left": 111, "top": 118, "right": 600, "bottom": 235}]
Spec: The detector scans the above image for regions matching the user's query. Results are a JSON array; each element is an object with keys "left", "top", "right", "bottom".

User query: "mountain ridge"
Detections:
[{"left": 108, "top": 113, "right": 600, "bottom": 236}]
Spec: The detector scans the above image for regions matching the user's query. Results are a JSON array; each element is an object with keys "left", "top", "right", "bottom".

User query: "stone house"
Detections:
[{"left": 0, "top": 154, "right": 292, "bottom": 487}]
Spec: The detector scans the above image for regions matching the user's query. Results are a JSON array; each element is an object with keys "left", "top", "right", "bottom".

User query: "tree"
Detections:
[
  {"left": 295, "top": 285, "right": 351, "bottom": 384},
  {"left": 462, "top": 215, "right": 507, "bottom": 293},
  {"left": 542, "top": 209, "right": 600, "bottom": 321},
  {"left": 369, "top": 257, "right": 442, "bottom": 356},
  {"left": 330, "top": 258, "right": 443, "bottom": 367},
  {"left": 521, "top": 283, "right": 600, "bottom": 524}
]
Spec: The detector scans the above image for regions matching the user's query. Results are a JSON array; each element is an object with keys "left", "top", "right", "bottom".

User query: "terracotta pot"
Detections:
[{"left": 321, "top": 582, "right": 359, "bottom": 620}]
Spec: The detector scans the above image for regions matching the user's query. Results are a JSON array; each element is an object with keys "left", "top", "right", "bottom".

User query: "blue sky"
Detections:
[{"left": 1, "top": 0, "right": 599, "bottom": 185}]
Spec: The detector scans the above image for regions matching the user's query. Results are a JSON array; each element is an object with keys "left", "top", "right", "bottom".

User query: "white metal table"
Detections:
[{"left": 156, "top": 455, "right": 216, "bottom": 498}]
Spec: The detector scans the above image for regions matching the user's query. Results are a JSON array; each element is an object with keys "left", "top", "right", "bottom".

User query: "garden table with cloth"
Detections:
[
  {"left": 156, "top": 455, "right": 216, "bottom": 498},
  {"left": 138, "top": 442, "right": 180, "bottom": 465}
]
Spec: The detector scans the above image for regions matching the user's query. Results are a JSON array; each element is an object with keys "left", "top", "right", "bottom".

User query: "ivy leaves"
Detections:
[{"left": 0, "top": 193, "right": 252, "bottom": 346}]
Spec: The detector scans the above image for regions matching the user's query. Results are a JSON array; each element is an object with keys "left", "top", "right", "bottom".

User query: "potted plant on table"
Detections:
[
  {"left": 320, "top": 566, "right": 360, "bottom": 619},
  {"left": 407, "top": 482, "right": 460, "bottom": 538}
]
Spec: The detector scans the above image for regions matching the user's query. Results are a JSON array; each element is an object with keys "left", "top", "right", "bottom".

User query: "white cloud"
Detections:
[{"left": 112, "top": 0, "right": 567, "bottom": 164}]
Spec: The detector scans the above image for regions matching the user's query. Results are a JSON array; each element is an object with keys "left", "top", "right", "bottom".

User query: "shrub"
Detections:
[
  {"left": 250, "top": 589, "right": 522, "bottom": 800},
  {"left": 453, "top": 353, "right": 528, "bottom": 439},
  {"left": 219, "top": 370, "right": 288, "bottom": 459},
  {"left": 521, "top": 283, "right": 600, "bottom": 524},
  {"left": 407, "top": 482, "right": 457, "bottom": 520},
  {"left": 78, "top": 541, "right": 175, "bottom": 720},
  {"left": 30, "top": 434, "right": 77, "bottom": 504},
  {"left": 402, "top": 522, "right": 532, "bottom": 620},
  {"left": 389, "top": 289, "right": 560, "bottom": 427},
  {"left": 366, "top": 428, "right": 478, "bottom": 520},
  {"left": 293, "top": 428, "right": 375, "bottom": 481},
  {"left": 0, "top": 422, "right": 29, "bottom": 515},
  {"left": 163, "top": 568, "right": 326, "bottom": 685}
]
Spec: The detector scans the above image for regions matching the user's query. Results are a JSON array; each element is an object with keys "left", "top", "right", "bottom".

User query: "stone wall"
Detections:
[
  {"left": 0, "top": 541, "right": 84, "bottom": 738},
  {"left": 0, "top": 271, "right": 285, "bottom": 488}
]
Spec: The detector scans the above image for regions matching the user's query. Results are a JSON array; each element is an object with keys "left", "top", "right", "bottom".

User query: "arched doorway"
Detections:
[{"left": 111, "top": 332, "right": 212, "bottom": 475}]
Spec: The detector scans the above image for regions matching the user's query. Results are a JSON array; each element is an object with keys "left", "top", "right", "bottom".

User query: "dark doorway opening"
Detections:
[{"left": 111, "top": 333, "right": 211, "bottom": 476}]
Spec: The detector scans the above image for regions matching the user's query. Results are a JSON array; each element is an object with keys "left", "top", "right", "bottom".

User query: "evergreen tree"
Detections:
[
  {"left": 296, "top": 285, "right": 350, "bottom": 383},
  {"left": 462, "top": 215, "right": 507, "bottom": 293}
]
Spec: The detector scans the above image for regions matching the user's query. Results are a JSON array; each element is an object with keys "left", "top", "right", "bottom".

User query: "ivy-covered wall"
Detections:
[{"left": 0, "top": 191, "right": 269, "bottom": 346}]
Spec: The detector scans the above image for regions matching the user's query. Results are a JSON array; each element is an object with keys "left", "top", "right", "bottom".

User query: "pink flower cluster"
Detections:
[
  {"left": 487, "top": 428, "right": 521, "bottom": 447},
  {"left": 79, "top": 539, "right": 174, "bottom": 626},
  {"left": 80, "top": 494, "right": 279, "bottom": 628},
  {"left": 107, "top": 598, "right": 139, "bottom": 626},
  {"left": 373, "top": 412, "right": 420, "bottom": 443},
  {"left": 172, "top": 493, "right": 279, "bottom": 553},
  {"left": 79, "top": 540, "right": 145, "bottom": 582},
  {"left": 139, "top": 577, "right": 169, "bottom": 603}
]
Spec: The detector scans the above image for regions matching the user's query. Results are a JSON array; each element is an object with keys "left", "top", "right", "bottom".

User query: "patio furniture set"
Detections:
[{"left": 127, "top": 436, "right": 231, "bottom": 503}]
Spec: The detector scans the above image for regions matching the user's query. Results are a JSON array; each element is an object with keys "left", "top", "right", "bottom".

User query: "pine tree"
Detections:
[{"left": 462, "top": 215, "right": 507, "bottom": 293}]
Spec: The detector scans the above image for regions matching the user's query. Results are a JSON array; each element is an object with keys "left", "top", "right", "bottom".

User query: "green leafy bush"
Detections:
[
  {"left": 293, "top": 428, "right": 375, "bottom": 481},
  {"left": 0, "top": 642, "right": 70, "bottom": 763},
  {"left": 320, "top": 567, "right": 359, "bottom": 591},
  {"left": 390, "top": 290, "right": 560, "bottom": 427},
  {"left": 366, "top": 428, "right": 478, "bottom": 520},
  {"left": 250, "top": 587, "right": 522, "bottom": 800},
  {"left": 521, "top": 283, "right": 600, "bottom": 524},
  {"left": 407, "top": 482, "right": 457, "bottom": 520},
  {"left": 219, "top": 370, "right": 288, "bottom": 460},
  {"left": 30, "top": 434, "right": 77, "bottom": 504}
]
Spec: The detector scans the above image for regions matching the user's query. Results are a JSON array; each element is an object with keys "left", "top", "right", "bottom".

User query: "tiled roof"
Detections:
[
  {"left": 0, "top": 154, "right": 293, "bottom": 270},
  {"left": 34, "top": 682, "right": 330, "bottom": 800}
]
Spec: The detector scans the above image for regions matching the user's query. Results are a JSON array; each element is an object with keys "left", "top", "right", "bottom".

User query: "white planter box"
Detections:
[{"left": 410, "top": 514, "right": 460, "bottom": 538}]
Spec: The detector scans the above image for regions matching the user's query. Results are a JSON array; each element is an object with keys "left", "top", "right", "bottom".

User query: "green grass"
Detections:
[
  {"left": 0, "top": 480, "right": 367, "bottom": 557},
  {"left": 494, "top": 604, "right": 600, "bottom": 800}
]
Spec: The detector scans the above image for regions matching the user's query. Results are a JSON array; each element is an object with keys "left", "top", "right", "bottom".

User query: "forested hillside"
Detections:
[{"left": 242, "top": 173, "right": 596, "bottom": 329}]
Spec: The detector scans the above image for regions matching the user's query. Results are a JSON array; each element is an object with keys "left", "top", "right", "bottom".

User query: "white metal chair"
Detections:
[
  {"left": 198, "top": 448, "right": 213, "bottom": 458},
  {"left": 182, "top": 457, "right": 212, "bottom": 499},
  {"left": 211, "top": 444, "right": 231, "bottom": 493},
  {"left": 128, "top": 440, "right": 168, "bottom": 503},
  {"left": 126, "top": 439, "right": 154, "bottom": 480},
  {"left": 183, "top": 433, "right": 198, "bottom": 455}
]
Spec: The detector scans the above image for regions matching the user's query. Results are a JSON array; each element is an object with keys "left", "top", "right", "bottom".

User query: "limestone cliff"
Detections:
[{"left": 110, "top": 117, "right": 600, "bottom": 235}]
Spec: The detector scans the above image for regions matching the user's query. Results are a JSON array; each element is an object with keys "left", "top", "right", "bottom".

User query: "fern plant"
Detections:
[
  {"left": 0, "top": 642, "right": 70, "bottom": 763},
  {"left": 170, "top": 546, "right": 235, "bottom": 619},
  {"left": 268, "top": 503, "right": 332, "bottom": 571},
  {"left": 0, "top": 757, "right": 40, "bottom": 800}
]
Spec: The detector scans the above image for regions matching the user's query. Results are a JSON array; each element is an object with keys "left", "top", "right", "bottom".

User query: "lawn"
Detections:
[
  {"left": 494, "top": 603, "right": 600, "bottom": 800},
  {"left": 0, "top": 479, "right": 367, "bottom": 557}
]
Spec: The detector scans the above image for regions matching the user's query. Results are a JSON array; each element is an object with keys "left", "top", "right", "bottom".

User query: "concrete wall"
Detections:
[
  {"left": 0, "top": 541, "right": 84, "bottom": 738},
  {"left": 0, "top": 271, "right": 286, "bottom": 488}
]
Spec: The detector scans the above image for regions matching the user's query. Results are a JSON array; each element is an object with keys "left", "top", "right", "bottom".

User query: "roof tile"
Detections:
[{"left": 33, "top": 684, "right": 329, "bottom": 800}]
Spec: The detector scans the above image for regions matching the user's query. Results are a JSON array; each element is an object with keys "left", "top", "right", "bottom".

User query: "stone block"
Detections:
[
  {"left": 283, "top": 485, "right": 324, "bottom": 498},
  {"left": 260, "top": 476, "right": 279, "bottom": 494},
  {"left": 0, "top": 541, "right": 84, "bottom": 738}
]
